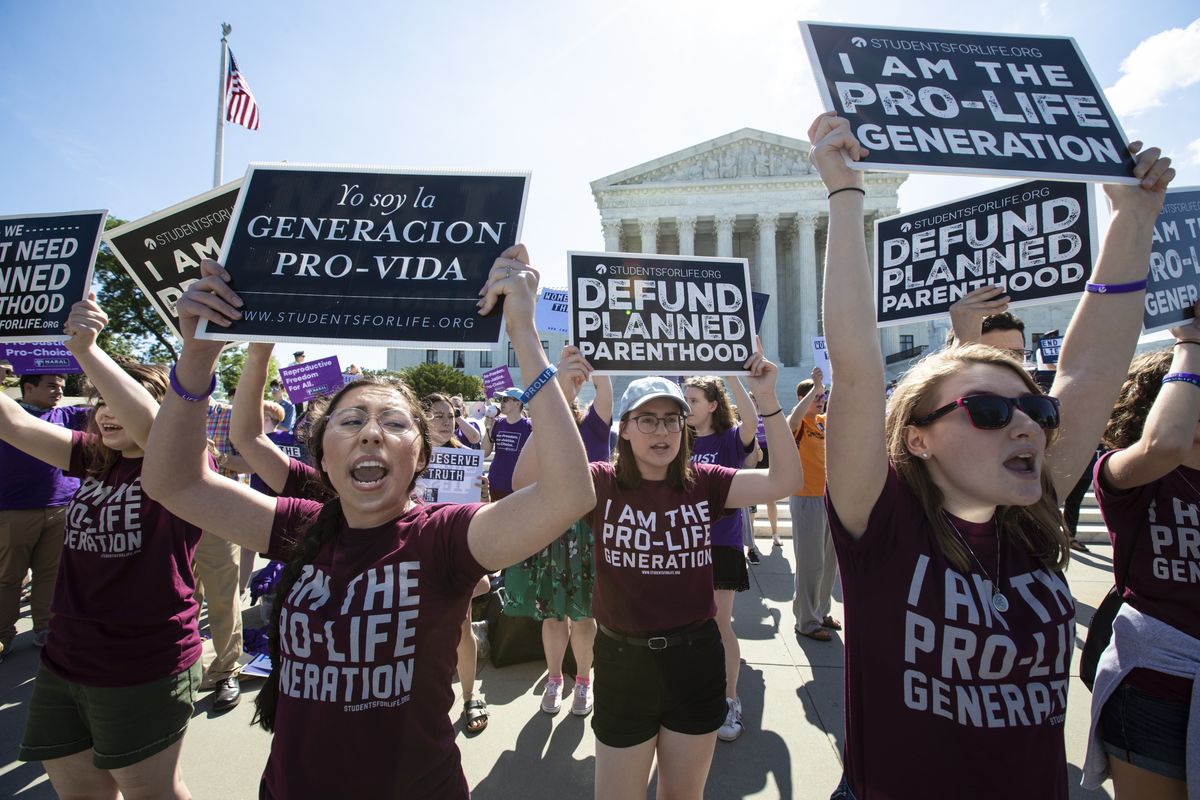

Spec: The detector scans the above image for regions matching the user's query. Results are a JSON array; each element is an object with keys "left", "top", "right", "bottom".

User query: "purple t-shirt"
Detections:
[
  {"left": 487, "top": 416, "right": 532, "bottom": 495},
  {"left": 43, "top": 432, "right": 206, "bottom": 686},
  {"left": 827, "top": 467, "right": 1075, "bottom": 800},
  {"left": 250, "top": 432, "right": 313, "bottom": 496},
  {"left": 690, "top": 425, "right": 748, "bottom": 548},
  {"left": 580, "top": 405, "right": 612, "bottom": 464},
  {"left": 587, "top": 461, "right": 735, "bottom": 635},
  {"left": 1094, "top": 451, "right": 1199, "bottom": 703},
  {"left": 261, "top": 499, "right": 485, "bottom": 799},
  {"left": 454, "top": 418, "right": 482, "bottom": 450},
  {"left": 0, "top": 404, "right": 90, "bottom": 511}
]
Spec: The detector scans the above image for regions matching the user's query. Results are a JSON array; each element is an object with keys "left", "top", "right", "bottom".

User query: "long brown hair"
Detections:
[
  {"left": 1104, "top": 348, "right": 1172, "bottom": 450},
  {"left": 612, "top": 414, "right": 695, "bottom": 492},
  {"left": 82, "top": 360, "right": 169, "bottom": 479},
  {"left": 885, "top": 344, "right": 1070, "bottom": 573},
  {"left": 421, "top": 392, "right": 463, "bottom": 449},
  {"left": 253, "top": 376, "right": 432, "bottom": 732},
  {"left": 683, "top": 376, "right": 736, "bottom": 434}
]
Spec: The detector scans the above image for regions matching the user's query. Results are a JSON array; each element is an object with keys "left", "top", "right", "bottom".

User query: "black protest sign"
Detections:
[
  {"left": 800, "top": 22, "right": 1137, "bottom": 183},
  {"left": 874, "top": 180, "right": 1094, "bottom": 327},
  {"left": 194, "top": 165, "right": 529, "bottom": 348},
  {"left": 568, "top": 252, "right": 755, "bottom": 375},
  {"left": 1144, "top": 187, "right": 1200, "bottom": 334},
  {"left": 0, "top": 211, "right": 106, "bottom": 342},
  {"left": 104, "top": 182, "right": 241, "bottom": 340}
]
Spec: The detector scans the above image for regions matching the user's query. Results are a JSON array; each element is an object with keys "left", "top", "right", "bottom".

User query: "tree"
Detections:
[
  {"left": 92, "top": 217, "right": 179, "bottom": 363},
  {"left": 216, "top": 346, "right": 281, "bottom": 398},
  {"left": 398, "top": 362, "right": 483, "bottom": 400}
]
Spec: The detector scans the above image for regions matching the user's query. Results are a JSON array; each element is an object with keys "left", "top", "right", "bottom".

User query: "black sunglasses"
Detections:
[{"left": 911, "top": 394, "right": 1060, "bottom": 430}]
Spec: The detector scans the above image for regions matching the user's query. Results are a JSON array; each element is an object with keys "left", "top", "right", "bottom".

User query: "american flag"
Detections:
[{"left": 225, "top": 49, "right": 260, "bottom": 130}]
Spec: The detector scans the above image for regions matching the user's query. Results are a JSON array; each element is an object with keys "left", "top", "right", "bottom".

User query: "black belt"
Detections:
[{"left": 598, "top": 620, "right": 711, "bottom": 651}]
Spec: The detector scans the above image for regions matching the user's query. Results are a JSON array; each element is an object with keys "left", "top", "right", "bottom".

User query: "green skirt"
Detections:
[{"left": 502, "top": 519, "right": 594, "bottom": 621}]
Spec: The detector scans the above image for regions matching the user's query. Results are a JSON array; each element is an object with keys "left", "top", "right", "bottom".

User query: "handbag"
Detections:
[
  {"left": 1079, "top": 586, "right": 1122, "bottom": 692},
  {"left": 483, "top": 588, "right": 576, "bottom": 672}
]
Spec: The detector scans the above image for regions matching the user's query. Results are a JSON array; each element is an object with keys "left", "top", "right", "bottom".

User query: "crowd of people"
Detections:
[{"left": 0, "top": 112, "right": 1192, "bottom": 799}]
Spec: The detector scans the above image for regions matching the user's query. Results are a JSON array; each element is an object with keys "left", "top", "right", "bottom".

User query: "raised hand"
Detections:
[
  {"left": 478, "top": 244, "right": 540, "bottom": 327},
  {"left": 176, "top": 259, "right": 244, "bottom": 356},
  {"left": 1104, "top": 141, "right": 1174, "bottom": 217},
  {"left": 741, "top": 337, "right": 779, "bottom": 399},
  {"left": 949, "top": 285, "right": 1010, "bottom": 344},
  {"left": 555, "top": 344, "right": 593, "bottom": 402},
  {"left": 807, "top": 112, "right": 869, "bottom": 194},
  {"left": 62, "top": 292, "right": 108, "bottom": 354}
]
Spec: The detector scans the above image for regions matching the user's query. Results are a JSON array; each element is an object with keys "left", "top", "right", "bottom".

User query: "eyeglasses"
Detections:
[
  {"left": 328, "top": 408, "right": 417, "bottom": 436},
  {"left": 629, "top": 413, "right": 686, "bottom": 434},
  {"left": 911, "top": 394, "right": 1060, "bottom": 430}
]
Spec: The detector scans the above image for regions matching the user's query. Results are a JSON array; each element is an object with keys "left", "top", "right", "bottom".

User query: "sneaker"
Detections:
[
  {"left": 746, "top": 547, "right": 761, "bottom": 566},
  {"left": 32, "top": 628, "right": 48, "bottom": 648},
  {"left": 717, "top": 697, "right": 743, "bottom": 741},
  {"left": 570, "top": 682, "right": 593, "bottom": 716},
  {"left": 541, "top": 678, "right": 563, "bottom": 714}
]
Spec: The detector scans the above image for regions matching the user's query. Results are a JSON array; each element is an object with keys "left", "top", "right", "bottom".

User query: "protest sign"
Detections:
[
  {"left": 874, "top": 180, "right": 1095, "bottom": 327},
  {"left": 1144, "top": 186, "right": 1200, "bottom": 334},
  {"left": 752, "top": 291, "right": 770, "bottom": 331},
  {"left": 482, "top": 365, "right": 515, "bottom": 397},
  {"left": 0, "top": 211, "right": 106, "bottom": 342},
  {"left": 812, "top": 336, "right": 832, "bottom": 379},
  {"left": 800, "top": 22, "right": 1137, "bottom": 183},
  {"left": 415, "top": 446, "right": 484, "bottom": 504},
  {"left": 104, "top": 182, "right": 242, "bottom": 340},
  {"left": 0, "top": 342, "right": 82, "bottom": 374},
  {"left": 279, "top": 356, "right": 343, "bottom": 404},
  {"left": 568, "top": 252, "right": 755, "bottom": 375},
  {"left": 536, "top": 287, "right": 570, "bottom": 334},
  {"left": 1037, "top": 336, "right": 1062, "bottom": 366},
  {"left": 194, "top": 165, "right": 530, "bottom": 349}
]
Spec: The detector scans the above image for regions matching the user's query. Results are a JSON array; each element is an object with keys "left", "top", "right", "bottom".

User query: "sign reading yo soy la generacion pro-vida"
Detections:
[
  {"left": 568, "top": 252, "right": 755, "bottom": 375},
  {"left": 194, "top": 165, "right": 530, "bottom": 349},
  {"left": 0, "top": 211, "right": 107, "bottom": 343},
  {"left": 1144, "top": 186, "right": 1200, "bottom": 335},
  {"left": 874, "top": 179, "right": 1095, "bottom": 327},
  {"left": 103, "top": 181, "right": 242, "bottom": 341},
  {"left": 799, "top": 22, "right": 1137, "bottom": 183}
]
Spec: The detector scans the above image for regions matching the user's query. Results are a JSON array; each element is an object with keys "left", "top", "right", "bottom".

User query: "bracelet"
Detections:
[
  {"left": 1085, "top": 279, "right": 1148, "bottom": 294},
  {"left": 1162, "top": 372, "right": 1200, "bottom": 388},
  {"left": 760, "top": 407, "right": 785, "bottom": 419},
  {"left": 828, "top": 186, "right": 866, "bottom": 200},
  {"left": 1174, "top": 340, "right": 1200, "bottom": 347},
  {"left": 520, "top": 365, "right": 559, "bottom": 405},
  {"left": 169, "top": 364, "right": 216, "bottom": 403}
]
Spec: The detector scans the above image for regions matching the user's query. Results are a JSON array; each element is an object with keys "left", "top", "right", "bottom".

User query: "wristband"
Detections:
[
  {"left": 454, "top": 409, "right": 462, "bottom": 418},
  {"left": 828, "top": 186, "right": 866, "bottom": 200},
  {"left": 169, "top": 364, "right": 216, "bottom": 403},
  {"left": 520, "top": 365, "right": 558, "bottom": 405},
  {"left": 1084, "top": 279, "right": 1148, "bottom": 294},
  {"left": 760, "top": 407, "right": 784, "bottom": 419},
  {"left": 1174, "top": 340, "right": 1200, "bottom": 347},
  {"left": 1162, "top": 372, "right": 1200, "bottom": 389}
]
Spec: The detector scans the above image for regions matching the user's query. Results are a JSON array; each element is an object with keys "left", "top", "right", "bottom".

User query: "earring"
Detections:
[{"left": 920, "top": 453, "right": 931, "bottom": 460}]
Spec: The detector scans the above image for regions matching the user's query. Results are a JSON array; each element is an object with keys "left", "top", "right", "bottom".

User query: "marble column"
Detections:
[
  {"left": 677, "top": 216, "right": 696, "bottom": 256},
  {"left": 795, "top": 213, "right": 819, "bottom": 368},
  {"left": 601, "top": 219, "right": 622, "bottom": 252},
  {"left": 639, "top": 218, "right": 659, "bottom": 255},
  {"left": 755, "top": 213, "right": 780, "bottom": 360},
  {"left": 715, "top": 214, "right": 735, "bottom": 258}
]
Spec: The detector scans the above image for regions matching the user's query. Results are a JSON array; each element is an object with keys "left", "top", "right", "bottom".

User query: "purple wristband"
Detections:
[
  {"left": 1162, "top": 372, "right": 1200, "bottom": 389},
  {"left": 169, "top": 364, "right": 217, "bottom": 402},
  {"left": 1084, "top": 279, "right": 1148, "bottom": 294}
]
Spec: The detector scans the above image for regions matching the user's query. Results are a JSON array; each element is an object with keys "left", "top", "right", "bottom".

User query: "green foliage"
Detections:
[
  {"left": 397, "top": 362, "right": 483, "bottom": 400},
  {"left": 215, "top": 346, "right": 281, "bottom": 398},
  {"left": 93, "top": 217, "right": 178, "bottom": 363}
]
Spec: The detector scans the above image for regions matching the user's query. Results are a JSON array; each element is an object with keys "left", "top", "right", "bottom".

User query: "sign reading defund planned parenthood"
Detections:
[
  {"left": 800, "top": 22, "right": 1137, "bottom": 183},
  {"left": 0, "top": 211, "right": 106, "bottom": 343},
  {"left": 104, "top": 182, "right": 241, "bottom": 341},
  {"left": 1144, "top": 187, "right": 1200, "bottom": 334},
  {"left": 874, "top": 180, "right": 1094, "bottom": 327},
  {"left": 568, "top": 252, "right": 755, "bottom": 375},
  {"left": 195, "top": 166, "right": 530, "bottom": 349}
]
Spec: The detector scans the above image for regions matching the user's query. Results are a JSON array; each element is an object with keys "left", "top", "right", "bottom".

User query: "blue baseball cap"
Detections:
[
  {"left": 617, "top": 377, "right": 689, "bottom": 419},
  {"left": 495, "top": 387, "right": 523, "bottom": 401}
]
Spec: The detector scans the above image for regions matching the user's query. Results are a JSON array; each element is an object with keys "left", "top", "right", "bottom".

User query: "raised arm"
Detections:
[
  {"left": 808, "top": 113, "right": 888, "bottom": 537},
  {"left": 466, "top": 246, "right": 595, "bottom": 571},
  {"left": 142, "top": 259, "right": 277, "bottom": 553},
  {"left": 511, "top": 344, "right": 594, "bottom": 491},
  {"left": 230, "top": 342, "right": 291, "bottom": 493},
  {"left": 725, "top": 345, "right": 803, "bottom": 506},
  {"left": 0, "top": 392, "right": 74, "bottom": 470},
  {"left": 451, "top": 396, "right": 481, "bottom": 445},
  {"left": 786, "top": 367, "right": 823, "bottom": 431},
  {"left": 724, "top": 374, "right": 758, "bottom": 449},
  {"left": 591, "top": 373, "right": 613, "bottom": 425},
  {"left": 1045, "top": 143, "right": 1175, "bottom": 498},
  {"left": 948, "top": 285, "right": 1011, "bottom": 345}
]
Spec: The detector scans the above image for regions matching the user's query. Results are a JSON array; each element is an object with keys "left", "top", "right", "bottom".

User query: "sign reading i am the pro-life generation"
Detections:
[
  {"left": 415, "top": 446, "right": 485, "bottom": 504},
  {"left": 874, "top": 180, "right": 1095, "bottom": 327},
  {"left": 799, "top": 22, "right": 1137, "bottom": 183},
  {"left": 0, "top": 343, "right": 82, "bottom": 374},
  {"left": 1144, "top": 186, "right": 1200, "bottom": 334},
  {"left": 568, "top": 252, "right": 755, "bottom": 375},
  {"left": 0, "top": 211, "right": 107, "bottom": 342},
  {"left": 104, "top": 182, "right": 242, "bottom": 341},
  {"left": 194, "top": 165, "right": 530, "bottom": 349},
  {"left": 278, "top": 356, "right": 344, "bottom": 404}
]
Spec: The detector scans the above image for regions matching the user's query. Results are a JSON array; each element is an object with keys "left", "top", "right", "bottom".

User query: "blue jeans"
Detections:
[{"left": 1100, "top": 683, "right": 1187, "bottom": 782}]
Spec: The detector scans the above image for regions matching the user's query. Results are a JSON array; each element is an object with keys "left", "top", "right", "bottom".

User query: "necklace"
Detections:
[{"left": 943, "top": 513, "right": 1009, "bottom": 614}]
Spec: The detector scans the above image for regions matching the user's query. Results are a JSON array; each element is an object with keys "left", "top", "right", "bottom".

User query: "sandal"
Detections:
[
  {"left": 463, "top": 698, "right": 489, "bottom": 734},
  {"left": 820, "top": 616, "right": 842, "bottom": 631},
  {"left": 796, "top": 626, "right": 833, "bottom": 642}
]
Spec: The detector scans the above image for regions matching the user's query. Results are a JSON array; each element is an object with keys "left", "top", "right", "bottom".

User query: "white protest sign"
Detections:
[
  {"left": 415, "top": 446, "right": 484, "bottom": 504},
  {"left": 535, "top": 287, "right": 569, "bottom": 334},
  {"left": 811, "top": 336, "right": 832, "bottom": 381}
]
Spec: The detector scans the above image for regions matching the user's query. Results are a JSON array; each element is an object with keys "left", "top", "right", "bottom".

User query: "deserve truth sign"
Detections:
[
  {"left": 800, "top": 22, "right": 1137, "bottom": 183},
  {"left": 196, "top": 165, "right": 529, "bottom": 349},
  {"left": 104, "top": 181, "right": 242, "bottom": 340},
  {"left": 874, "top": 180, "right": 1095, "bottom": 327},
  {"left": 0, "top": 211, "right": 106, "bottom": 342},
  {"left": 1144, "top": 186, "right": 1200, "bottom": 334},
  {"left": 568, "top": 252, "right": 755, "bottom": 375}
]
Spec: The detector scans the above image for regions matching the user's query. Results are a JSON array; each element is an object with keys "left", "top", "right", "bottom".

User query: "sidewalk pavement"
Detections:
[{"left": 0, "top": 538, "right": 1118, "bottom": 799}]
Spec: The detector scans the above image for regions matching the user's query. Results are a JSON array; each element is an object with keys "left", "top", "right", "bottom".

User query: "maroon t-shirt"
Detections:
[
  {"left": 43, "top": 432, "right": 205, "bottom": 686},
  {"left": 828, "top": 467, "right": 1075, "bottom": 800},
  {"left": 281, "top": 456, "right": 325, "bottom": 500},
  {"left": 1094, "top": 450, "right": 1199, "bottom": 703},
  {"left": 586, "top": 461, "right": 735, "bottom": 635},
  {"left": 261, "top": 499, "right": 486, "bottom": 800}
]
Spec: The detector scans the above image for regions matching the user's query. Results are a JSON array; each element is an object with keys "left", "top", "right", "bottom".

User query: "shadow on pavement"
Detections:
[{"left": 470, "top": 710, "right": 593, "bottom": 798}]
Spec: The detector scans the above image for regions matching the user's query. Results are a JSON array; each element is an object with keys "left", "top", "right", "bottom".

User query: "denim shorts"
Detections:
[
  {"left": 829, "top": 775, "right": 857, "bottom": 800},
  {"left": 1099, "top": 682, "right": 1187, "bottom": 782}
]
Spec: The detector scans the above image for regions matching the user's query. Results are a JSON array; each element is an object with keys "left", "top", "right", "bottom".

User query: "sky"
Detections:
[{"left": 3, "top": 1, "right": 1198, "bottom": 366}]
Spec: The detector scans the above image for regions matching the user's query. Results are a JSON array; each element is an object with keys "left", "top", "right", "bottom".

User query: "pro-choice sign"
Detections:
[
  {"left": 874, "top": 180, "right": 1095, "bottom": 327},
  {"left": 800, "top": 22, "right": 1137, "bottom": 183},
  {"left": 195, "top": 165, "right": 530, "bottom": 349},
  {"left": 568, "top": 252, "right": 755, "bottom": 375}
]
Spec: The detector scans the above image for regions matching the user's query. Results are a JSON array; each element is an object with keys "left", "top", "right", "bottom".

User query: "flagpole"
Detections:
[{"left": 213, "top": 22, "right": 231, "bottom": 188}]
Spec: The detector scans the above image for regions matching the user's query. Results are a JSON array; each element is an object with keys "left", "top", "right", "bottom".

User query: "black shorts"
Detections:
[
  {"left": 1100, "top": 682, "right": 1187, "bottom": 781},
  {"left": 591, "top": 619, "right": 726, "bottom": 747},
  {"left": 712, "top": 545, "right": 749, "bottom": 592}
]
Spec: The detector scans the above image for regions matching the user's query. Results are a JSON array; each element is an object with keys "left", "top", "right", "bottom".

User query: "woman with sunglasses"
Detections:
[
  {"left": 143, "top": 249, "right": 595, "bottom": 799},
  {"left": 809, "top": 110, "right": 1174, "bottom": 800},
  {"left": 1083, "top": 314, "right": 1200, "bottom": 800}
]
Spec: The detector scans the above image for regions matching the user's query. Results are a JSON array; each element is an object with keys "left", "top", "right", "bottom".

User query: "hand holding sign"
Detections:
[
  {"left": 807, "top": 112, "right": 868, "bottom": 194},
  {"left": 948, "top": 286, "right": 1011, "bottom": 344},
  {"left": 1104, "top": 142, "right": 1175, "bottom": 215},
  {"left": 812, "top": 366, "right": 824, "bottom": 388},
  {"left": 1170, "top": 301, "right": 1200, "bottom": 343},
  {"left": 62, "top": 293, "right": 108, "bottom": 355},
  {"left": 555, "top": 344, "right": 594, "bottom": 402},
  {"left": 479, "top": 244, "right": 540, "bottom": 326},
  {"left": 741, "top": 338, "right": 779, "bottom": 400},
  {"left": 176, "top": 259, "right": 244, "bottom": 360}
]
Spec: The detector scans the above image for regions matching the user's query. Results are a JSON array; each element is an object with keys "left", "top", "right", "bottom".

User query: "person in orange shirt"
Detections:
[{"left": 787, "top": 368, "right": 839, "bottom": 641}]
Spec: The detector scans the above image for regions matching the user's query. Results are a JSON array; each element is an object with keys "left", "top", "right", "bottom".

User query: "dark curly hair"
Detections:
[{"left": 1103, "top": 348, "right": 1173, "bottom": 451}]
